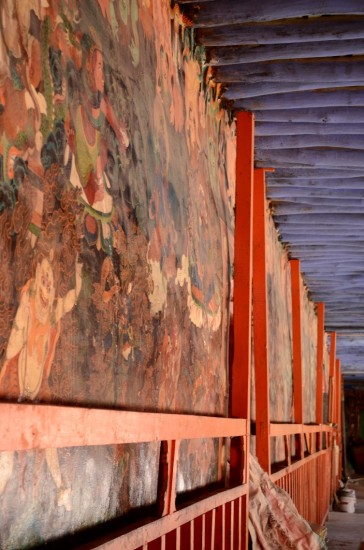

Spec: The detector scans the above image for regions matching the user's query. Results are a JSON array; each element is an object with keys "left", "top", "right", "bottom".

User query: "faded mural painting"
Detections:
[{"left": 0, "top": 0, "right": 236, "bottom": 546}]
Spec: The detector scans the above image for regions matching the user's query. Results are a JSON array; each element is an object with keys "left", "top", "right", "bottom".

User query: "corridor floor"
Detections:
[{"left": 326, "top": 477, "right": 364, "bottom": 549}]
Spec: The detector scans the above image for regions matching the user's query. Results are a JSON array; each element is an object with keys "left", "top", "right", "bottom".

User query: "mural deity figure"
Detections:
[
  {"left": 68, "top": 40, "right": 129, "bottom": 250},
  {"left": 0, "top": 254, "right": 82, "bottom": 509}
]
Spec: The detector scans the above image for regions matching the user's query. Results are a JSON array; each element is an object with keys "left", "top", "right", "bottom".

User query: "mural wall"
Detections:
[
  {"left": 301, "top": 281, "right": 318, "bottom": 424},
  {"left": 0, "top": 0, "right": 236, "bottom": 546},
  {"left": 261, "top": 205, "right": 327, "bottom": 462},
  {"left": 266, "top": 213, "right": 293, "bottom": 424}
]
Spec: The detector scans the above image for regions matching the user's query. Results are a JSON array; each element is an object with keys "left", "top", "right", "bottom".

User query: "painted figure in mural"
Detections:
[
  {"left": 68, "top": 37, "right": 129, "bottom": 251},
  {"left": 0, "top": 253, "right": 82, "bottom": 508},
  {"left": 1, "top": 255, "right": 82, "bottom": 399}
]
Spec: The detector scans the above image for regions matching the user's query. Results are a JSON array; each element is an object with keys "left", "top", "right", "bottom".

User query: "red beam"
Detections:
[
  {"left": 290, "top": 259, "right": 303, "bottom": 425},
  {"left": 316, "top": 303, "right": 325, "bottom": 425},
  {"left": 253, "top": 168, "right": 270, "bottom": 473},
  {"left": 0, "top": 403, "right": 248, "bottom": 452},
  {"left": 269, "top": 423, "right": 332, "bottom": 437}
]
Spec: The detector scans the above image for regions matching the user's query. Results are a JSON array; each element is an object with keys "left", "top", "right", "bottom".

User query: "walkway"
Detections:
[{"left": 326, "top": 478, "right": 364, "bottom": 549}]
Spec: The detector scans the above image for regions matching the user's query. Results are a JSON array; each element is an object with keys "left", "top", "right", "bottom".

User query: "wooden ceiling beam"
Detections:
[
  {"left": 216, "top": 59, "right": 364, "bottom": 83},
  {"left": 274, "top": 217, "right": 364, "bottom": 227},
  {"left": 256, "top": 134, "right": 364, "bottom": 150},
  {"left": 302, "top": 278, "right": 363, "bottom": 286},
  {"left": 309, "top": 297, "right": 364, "bottom": 304},
  {"left": 268, "top": 187, "right": 364, "bottom": 198},
  {"left": 275, "top": 213, "right": 364, "bottom": 224},
  {"left": 267, "top": 168, "right": 364, "bottom": 179},
  {"left": 235, "top": 91, "right": 364, "bottom": 111},
  {"left": 313, "top": 279, "right": 364, "bottom": 286},
  {"left": 273, "top": 196, "right": 364, "bottom": 206},
  {"left": 309, "top": 300, "right": 364, "bottom": 307},
  {"left": 296, "top": 258, "right": 364, "bottom": 265},
  {"left": 196, "top": 17, "right": 364, "bottom": 47},
  {"left": 208, "top": 39, "right": 364, "bottom": 66},
  {"left": 225, "top": 81, "right": 364, "bottom": 99},
  {"left": 280, "top": 227, "right": 364, "bottom": 238},
  {"left": 326, "top": 324, "right": 364, "bottom": 330},
  {"left": 255, "top": 122, "right": 364, "bottom": 136},
  {"left": 253, "top": 107, "right": 364, "bottom": 123},
  {"left": 286, "top": 245, "right": 364, "bottom": 254},
  {"left": 184, "top": 0, "right": 364, "bottom": 27},
  {"left": 270, "top": 198, "right": 364, "bottom": 207},
  {"left": 274, "top": 203, "right": 364, "bottom": 215},
  {"left": 311, "top": 283, "right": 364, "bottom": 290},
  {"left": 255, "top": 148, "right": 364, "bottom": 168},
  {"left": 269, "top": 176, "right": 364, "bottom": 184},
  {"left": 290, "top": 248, "right": 364, "bottom": 256},
  {"left": 286, "top": 235, "right": 364, "bottom": 244}
]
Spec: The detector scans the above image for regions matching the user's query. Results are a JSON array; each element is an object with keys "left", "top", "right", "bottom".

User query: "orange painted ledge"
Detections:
[
  {"left": 0, "top": 403, "right": 248, "bottom": 451},
  {"left": 269, "top": 423, "right": 332, "bottom": 436}
]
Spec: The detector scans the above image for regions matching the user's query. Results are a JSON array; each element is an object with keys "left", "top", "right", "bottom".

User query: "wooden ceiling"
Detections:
[{"left": 178, "top": 0, "right": 364, "bottom": 378}]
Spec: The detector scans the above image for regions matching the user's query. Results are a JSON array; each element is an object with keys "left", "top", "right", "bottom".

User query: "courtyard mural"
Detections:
[{"left": 0, "top": 0, "right": 236, "bottom": 546}]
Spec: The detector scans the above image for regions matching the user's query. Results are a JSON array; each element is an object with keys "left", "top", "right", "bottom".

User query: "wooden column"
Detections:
[
  {"left": 335, "top": 359, "right": 342, "bottom": 427},
  {"left": 328, "top": 332, "right": 337, "bottom": 424},
  {"left": 290, "top": 259, "right": 304, "bottom": 460},
  {"left": 315, "top": 303, "right": 325, "bottom": 450},
  {"left": 231, "top": 110, "right": 254, "bottom": 420},
  {"left": 252, "top": 168, "right": 270, "bottom": 474},
  {"left": 336, "top": 361, "right": 342, "bottom": 482},
  {"left": 290, "top": 259, "right": 303, "bottom": 425},
  {"left": 231, "top": 111, "right": 254, "bottom": 550}
]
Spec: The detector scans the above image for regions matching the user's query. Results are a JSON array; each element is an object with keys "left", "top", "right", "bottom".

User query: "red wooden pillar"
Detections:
[
  {"left": 315, "top": 303, "right": 325, "bottom": 452},
  {"left": 335, "top": 359, "right": 341, "bottom": 428},
  {"left": 231, "top": 111, "right": 254, "bottom": 420},
  {"left": 328, "top": 333, "right": 337, "bottom": 424},
  {"left": 290, "top": 260, "right": 303, "bottom": 425},
  {"left": 290, "top": 260, "right": 304, "bottom": 459},
  {"left": 328, "top": 333, "right": 337, "bottom": 495},
  {"left": 231, "top": 111, "right": 254, "bottom": 550},
  {"left": 252, "top": 168, "right": 270, "bottom": 474},
  {"left": 336, "top": 361, "right": 343, "bottom": 483},
  {"left": 315, "top": 303, "right": 325, "bottom": 426}
]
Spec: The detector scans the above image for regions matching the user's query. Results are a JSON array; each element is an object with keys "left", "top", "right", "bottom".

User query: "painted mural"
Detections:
[
  {"left": 0, "top": 0, "right": 236, "bottom": 546},
  {"left": 301, "top": 284, "right": 318, "bottom": 424},
  {"left": 266, "top": 214, "right": 293, "bottom": 425}
]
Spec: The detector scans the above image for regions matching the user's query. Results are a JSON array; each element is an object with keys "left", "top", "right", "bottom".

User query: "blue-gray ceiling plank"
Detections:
[
  {"left": 197, "top": 18, "right": 364, "bottom": 47},
  {"left": 255, "top": 122, "right": 364, "bottom": 136},
  {"left": 208, "top": 39, "right": 364, "bottom": 65},
  {"left": 253, "top": 108, "right": 364, "bottom": 123},
  {"left": 256, "top": 135, "right": 364, "bottom": 150},
  {"left": 217, "top": 59, "right": 364, "bottom": 83},
  {"left": 240, "top": 92, "right": 364, "bottom": 111},
  {"left": 225, "top": 81, "right": 364, "bottom": 99},
  {"left": 185, "top": 0, "right": 364, "bottom": 27}
]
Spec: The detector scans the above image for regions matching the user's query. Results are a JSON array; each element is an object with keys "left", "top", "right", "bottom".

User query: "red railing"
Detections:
[
  {"left": 0, "top": 402, "right": 250, "bottom": 550},
  {"left": 269, "top": 423, "right": 335, "bottom": 526}
]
